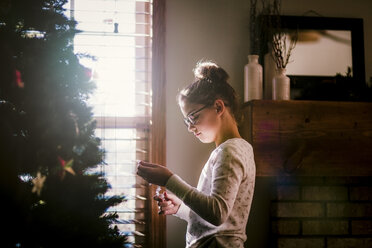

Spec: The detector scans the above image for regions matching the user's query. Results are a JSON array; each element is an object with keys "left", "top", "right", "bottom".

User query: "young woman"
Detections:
[{"left": 137, "top": 61, "right": 256, "bottom": 248}]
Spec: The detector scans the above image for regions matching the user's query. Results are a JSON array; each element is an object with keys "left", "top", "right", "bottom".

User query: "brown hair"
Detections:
[{"left": 177, "top": 60, "right": 240, "bottom": 121}]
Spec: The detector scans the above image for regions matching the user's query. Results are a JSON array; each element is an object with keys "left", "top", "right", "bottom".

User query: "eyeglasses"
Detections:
[{"left": 183, "top": 105, "right": 210, "bottom": 126}]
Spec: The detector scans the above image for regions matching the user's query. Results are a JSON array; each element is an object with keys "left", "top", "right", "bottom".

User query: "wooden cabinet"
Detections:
[{"left": 239, "top": 100, "right": 372, "bottom": 176}]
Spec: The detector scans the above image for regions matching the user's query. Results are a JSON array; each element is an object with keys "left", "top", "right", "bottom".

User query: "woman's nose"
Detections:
[{"left": 187, "top": 123, "right": 196, "bottom": 133}]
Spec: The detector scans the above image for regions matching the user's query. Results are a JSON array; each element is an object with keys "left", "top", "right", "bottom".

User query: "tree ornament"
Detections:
[
  {"left": 114, "top": 22, "right": 119, "bottom": 33},
  {"left": 32, "top": 172, "right": 46, "bottom": 196},
  {"left": 73, "top": 145, "right": 85, "bottom": 156},
  {"left": 58, "top": 156, "right": 76, "bottom": 180},
  {"left": 83, "top": 66, "right": 93, "bottom": 81},
  {"left": 69, "top": 111, "right": 79, "bottom": 135},
  {"left": 15, "top": 70, "right": 24, "bottom": 88}
]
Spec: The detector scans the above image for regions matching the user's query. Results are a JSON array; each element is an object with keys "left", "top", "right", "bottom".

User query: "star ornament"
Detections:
[
  {"left": 58, "top": 156, "right": 76, "bottom": 180},
  {"left": 32, "top": 172, "right": 46, "bottom": 196}
]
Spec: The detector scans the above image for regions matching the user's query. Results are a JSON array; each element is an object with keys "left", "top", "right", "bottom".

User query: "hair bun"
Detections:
[{"left": 193, "top": 60, "right": 229, "bottom": 83}]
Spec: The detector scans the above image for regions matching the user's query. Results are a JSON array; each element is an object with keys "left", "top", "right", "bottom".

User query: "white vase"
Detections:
[
  {"left": 264, "top": 52, "right": 276, "bottom": 99},
  {"left": 244, "top": 55, "right": 263, "bottom": 102},
  {"left": 272, "top": 68, "right": 290, "bottom": 100}
]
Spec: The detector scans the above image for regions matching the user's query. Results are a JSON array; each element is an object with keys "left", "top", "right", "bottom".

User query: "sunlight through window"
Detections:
[{"left": 66, "top": 0, "right": 152, "bottom": 246}]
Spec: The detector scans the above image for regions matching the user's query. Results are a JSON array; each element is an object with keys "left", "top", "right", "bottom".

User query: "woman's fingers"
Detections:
[
  {"left": 137, "top": 165, "right": 150, "bottom": 175},
  {"left": 138, "top": 160, "right": 159, "bottom": 168},
  {"left": 154, "top": 192, "right": 181, "bottom": 215},
  {"left": 136, "top": 161, "right": 173, "bottom": 186},
  {"left": 164, "top": 191, "right": 175, "bottom": 201},
  {"left": 154, "top": 192, "right": 175, "bottom": 215},
  {"left": 158, "top": 203, "right": 175, "bottom": 215},
  {"left": 136, "top": 168, "right": 147, "bottom": 180},
  {"left": 158, "top": 200, "right": 172, "bottom": 208},
  {"left": 153, "top": 195, "right": 163, "bottom": 202},
  {"left": 137, "top": 164, "right": 156, "bottom": 181}
]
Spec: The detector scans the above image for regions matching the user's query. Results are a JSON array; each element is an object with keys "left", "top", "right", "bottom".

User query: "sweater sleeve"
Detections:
[
  {"left": 173, "top": 202, "right": 190, "bottom": 222},
  {"left": 165, "top": 144, "right": 249, "bottom": 226},
  {"left": 166, "top": 175, "right": 190, "bottom": 222}
]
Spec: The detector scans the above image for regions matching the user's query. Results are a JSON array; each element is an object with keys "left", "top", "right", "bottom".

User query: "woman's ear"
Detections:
[{"left": 214, "top": 99, "right": 225, "bottom": 114}]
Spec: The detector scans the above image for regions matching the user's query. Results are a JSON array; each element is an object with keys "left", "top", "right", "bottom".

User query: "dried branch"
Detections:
[
  {"left": 271, "top": 30, "right": 297, "bottom": 69},
  {"left": 249, "top": 0, "right": 272, "bottom": 55},
  {"left": 268, "top": 0, "right": 298, "bottom": 69},
  {"left": 249, "top": 0, "right": 297, "bottom": 62},
  {"left": 284, "top": 31, "right": 297, "bottom": 66},
  {"left": 249, "top": 0, "right": 259, "bottom": 54}
]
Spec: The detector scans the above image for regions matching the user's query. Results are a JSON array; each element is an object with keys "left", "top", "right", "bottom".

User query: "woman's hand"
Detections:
[
  {"left": 136, "top": 161, "right": 173, "bottom": 186},
  {"left": 154, "top": 192, "right": 182, "bottom": 215}
]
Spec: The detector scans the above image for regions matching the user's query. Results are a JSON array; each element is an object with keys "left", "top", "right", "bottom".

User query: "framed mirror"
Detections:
[{"left": 262, "top": 15, "right": 367, "bottom": 101}]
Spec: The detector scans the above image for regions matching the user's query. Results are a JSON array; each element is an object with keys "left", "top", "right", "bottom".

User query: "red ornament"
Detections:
[
  {"left": 82, "top": 66, "right": 94, "bottom": 81},
  {"left": 14, "top": 70, "right": 24, "bottom": 88}
]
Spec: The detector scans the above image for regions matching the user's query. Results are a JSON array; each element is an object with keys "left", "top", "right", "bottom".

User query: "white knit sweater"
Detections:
[{"left": 166, "top": 138, "right": 256, "bottom": 248}]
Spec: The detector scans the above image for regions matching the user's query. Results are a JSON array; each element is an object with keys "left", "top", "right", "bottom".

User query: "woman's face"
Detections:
[{"left": 179, "top": 100, "right": 219, "bottom": 144}]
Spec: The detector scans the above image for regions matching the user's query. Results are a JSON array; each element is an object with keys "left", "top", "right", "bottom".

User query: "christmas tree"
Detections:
[{"left": 0, "top": 0, "right": 127, "bottom": 247}]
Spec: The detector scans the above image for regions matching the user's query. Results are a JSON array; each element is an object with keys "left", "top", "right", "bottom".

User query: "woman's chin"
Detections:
[{"left": 198, "top": 136, "right": 213, "bottom": 144}]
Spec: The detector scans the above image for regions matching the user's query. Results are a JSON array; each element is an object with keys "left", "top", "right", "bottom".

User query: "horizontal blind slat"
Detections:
[
  {"left": 119, "top": 231, "right": 145, "bottom": 237},
  {"left": 107, "top": 207, "right": 146, "bottom": 213},
  {"left": 76, "top": 31, "right": 150, "bottom": 37},
  {"left": 95, "top": 116, "right": 150, "bottom": 128},
  {"left": 113, "top": 219, "right": 146, "bottom": 225}
]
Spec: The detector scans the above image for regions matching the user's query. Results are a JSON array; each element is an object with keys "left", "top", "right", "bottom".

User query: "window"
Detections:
[{"left": 66, "top": 0, "right": 165, "bottom": 247}]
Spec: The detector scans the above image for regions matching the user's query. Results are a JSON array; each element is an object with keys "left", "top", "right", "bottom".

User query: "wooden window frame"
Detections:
[{"left": 148, "top": 0, "right": 166, "bottom": 247}]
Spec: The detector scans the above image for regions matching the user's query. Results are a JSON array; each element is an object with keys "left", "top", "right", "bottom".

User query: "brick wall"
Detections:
[{"left": 270, "top": 176, "right": 372, "bottom": 248}]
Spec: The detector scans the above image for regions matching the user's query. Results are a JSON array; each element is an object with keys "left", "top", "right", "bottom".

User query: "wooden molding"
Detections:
[{"left": 148, "top": 0, "right": 166, "bottom": 247}]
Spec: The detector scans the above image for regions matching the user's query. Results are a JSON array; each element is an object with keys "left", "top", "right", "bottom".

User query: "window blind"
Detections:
[{"left": 67, "top": 0, "right": 153, "bottom": 247}]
